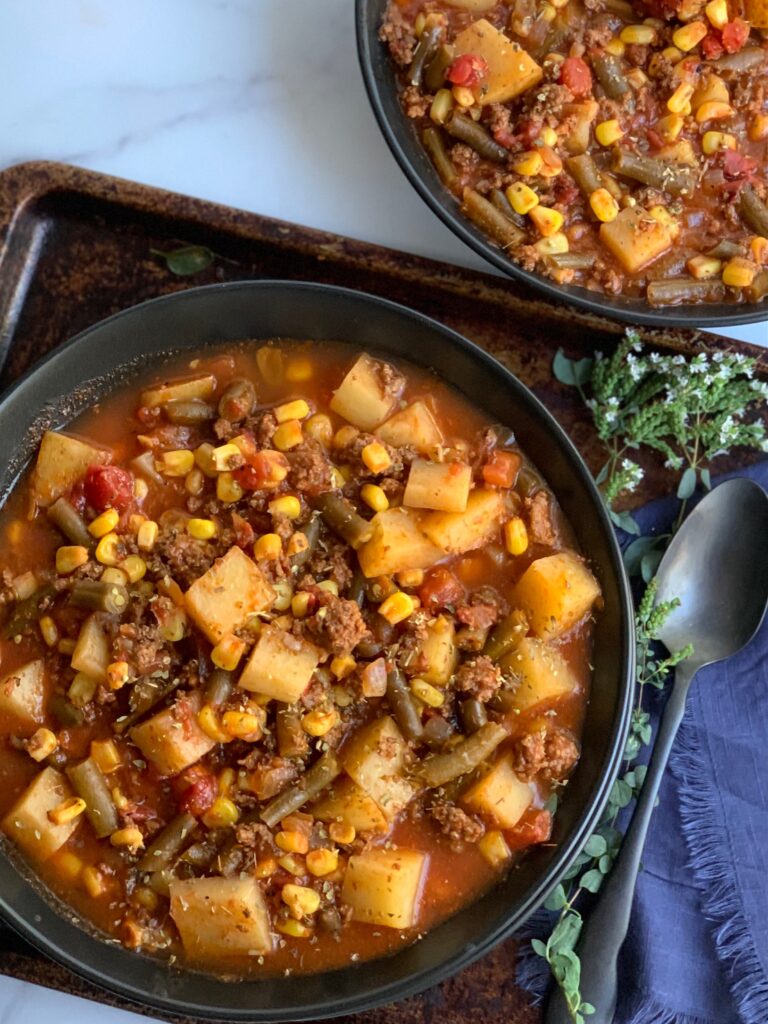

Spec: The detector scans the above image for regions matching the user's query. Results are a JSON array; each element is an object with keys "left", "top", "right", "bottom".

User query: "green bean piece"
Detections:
[
  {"left": 116, "top": 676, "right": 183, "bottom": 733},
  {"left": 204, "top": 669, "right": 233, "bottom": 707},
  {"left": 315, "top": 494, "right": 374, "bottom": 550},
  {"left": 484, "top": 608, "right": 529, "bottom": 662},
  {"left": 423, "top": 715, "right": 455, "bottom": 750},
  {"left": 387, "top": 669, "right": 424, "bottom": 743},
  {"left": 146, "top": 867, "right": 175, "bottom": 896},
  {"left": 50, "top": 694, "right": 84, "bottom": 727},
  {"left": 138, "top": 812, "right": 197, "bottom": 872},
  {"left": 131, "top": 450, "right": 165, "bottom": 485},
  {"left": 461, "top": 188, "right": 526, "bottom": 250},
  {"left": 516, "top": 466, "right": 543, "bottom": 499},
  {"left": 408, "top": 24, "right": 443, "bottom": 87},
  {"left": 487, "top": 688, "right": 518, "bottom": 715},
  {"left": 604, "top": 0, "right": 634, "bottom": 17},
  {"left": 545, "top": 252, "right": 595, "bottom": 271},
  {"left": 179, "top": 840, "right": 218, "bottom": 870},
  {"left": 739, "top": 187, "right": 768, "bottom": 239},
  {"left": 647, "top": 278, "right": 726, "bottom": 306},
  {"left": 67, "top": 757, "right": 119, "bottom": 838},
  {"left": 424, "top": 43, "right": 455, "bottom": 91},
  {"left": 164, "top": 399, "right": 216, "bottom": 426},
  {"left": 2, "top": 585, "right": 54, "bottom": 639},
  {"left": 70, "top": 580, "right": 130, "bottom": 615},
  {"left": 445, "top": 112, "right": 508, "bottom": 163},
  {"left": 423, "top": 126, "right": 458, "bottom": 188},
  {"left": 746, "top": 269, "right": 768, "bottom": 303},
  {"left": 706, "top": 240, "right": 742, "bottom": 260},
  {"left": 348, "top": 566, "right": 367, "bottom": 609},
  {"left": 421, "top": 722, "right": 508, "bottom": 788},
  {"left": 276, "top": 707, "right": 309, "bottom": 758},
  {"left": 456, "top": 624, "right": 491, "bottom": 653},
  {"left": 47, "top": 498, "right": 92, "bottom": 548},
  {"left": 291, "top": 513, "right": 321, "bottom": 567},
  {"left": 460, "top": 698, "right": 488, "bottom": 735},
  {"left": 490, "top": 188, "right": 527, "bottom": 229},
  {"left": 260, "top": 751, "right": 341, "bottom": 828},
  {"left": 318, "top": 907, "right": 343, "bottom": 933},
  {"left": 566, "top": 154, "right": 604, "bottom": 197},
  {"left": 592, "top": 52, "right": 630, "bottom": 98},
  {"left": 217, "top": 378, "right": 256, "bottom": 422},
  {"left": 715, "top": 47, "right": 766, "bottom": 73},
  {"left": 611, "top": 149, "right": 696, "bottom": 196}
]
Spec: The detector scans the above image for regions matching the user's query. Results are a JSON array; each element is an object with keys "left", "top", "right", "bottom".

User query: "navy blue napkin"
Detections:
[{"left": 517, "top": 461, "right": 768, "bottom": 1024}]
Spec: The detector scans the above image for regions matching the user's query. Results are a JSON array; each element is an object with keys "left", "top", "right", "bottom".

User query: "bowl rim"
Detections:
[
  {"left": 0, "top": 280, "right": 635, "bottom": 1020},
  {"left": 354, "top": 0, "right": 768, "bottom": 329}
]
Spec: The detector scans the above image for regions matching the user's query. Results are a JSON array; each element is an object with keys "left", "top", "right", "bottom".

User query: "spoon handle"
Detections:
[{"left": 545, "top": 661, "right": 696, "bottom": 1024}]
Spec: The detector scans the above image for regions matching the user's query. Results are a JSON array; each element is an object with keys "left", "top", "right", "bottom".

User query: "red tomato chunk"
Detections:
[{"left": 83, "top": 464, "right": 134, "bottom": 512}]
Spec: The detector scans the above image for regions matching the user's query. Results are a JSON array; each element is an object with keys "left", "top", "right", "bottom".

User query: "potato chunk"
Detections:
[
  {"left": 421, "top": 488, "right": 505, "bottom": 554},
  {"left": 501, "top": 637, "right": 578, "bottom": 712},
  {"left": 342, "top": 716, "right": 415, "bottom": 819},
  {"left": 562, "top": 101, "right": 599, "bottom": 156},
  {"left": 342, "top": 848, "right": 427, "bottom": 929},
  {"left": 170, "top": 876, "right": 272, "bottom": 958},
  {"left": 71, "top": 614, "right": 110, "bottom": 683},
  {"left": 238, "top": 625, "right": 321, "bottom": 702},
  {"left": 329, "top": 354, "right": 402, "bottom": 430},
  {"left": 406, "top": 615, "right": 458, "bottom": 685},
  {"left": 311, "top": 777, "right": 388, "bottom": 834},
  {"left": 0, "top": 660, "right": 45, "bottom": 732},
  {"left": 376, "top": 401, "right": 443, "bottom": 454},
  {"left": 404, "top": 460, "right": 472, "bottom": 513},
  {"left": 511, "top": 550, "right": 601, "bottom": 639},
  {"left": 2, "top": 767, "right": 80, "bottom": 860},
  {"left": 141, "top": 374, "right": 216, "bottom": 408},
  {"left": 31, "top": 431, "right": 110, "bottom": 508},
  {"left": 745, "top": 0, "right": 768, "bottom": 26},
  {"left": 599, "top": 206, "right": 677, "bottom": 273},
  {"left": 357, "top": 507, "right": 443, "bottom": 578},
  {"left": 461, "top": 754, "right": 533, "bottom": 828},
  {"left": 131, "top": 692, "right": 215, "bottom": 776},
  {"left": 453, "top": 19, "right": 542, "bottom": 105},
  {"left": 185, "top": 546, "right": 275, "bottom": 644}
]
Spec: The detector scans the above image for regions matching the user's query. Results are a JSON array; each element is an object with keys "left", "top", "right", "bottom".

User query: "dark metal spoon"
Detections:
[{"left": 546, "top": 477, "right": 768, "bottom": 1024}]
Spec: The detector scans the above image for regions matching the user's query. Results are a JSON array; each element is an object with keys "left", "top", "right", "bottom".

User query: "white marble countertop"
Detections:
[{"left": 0, "top": 0, "right": 765, "bottom": 1021}]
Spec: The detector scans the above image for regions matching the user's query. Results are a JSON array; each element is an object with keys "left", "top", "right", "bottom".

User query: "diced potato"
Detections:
[
  {"left": 357, "top": 508, "right": 443, "bottom": 578},
  {"left": 342, "top": 848, "right": 427, "bottom": 929},
  {"left": 511, "top": 550, "right": 601, "bottom": 639},
  {"left": 562, "top": 101, "right": 599, "bottom": 155},
  {"left": 31, "top": 431, "right": 110, "bottom": 508},
  {"left": 330, "top": 354, "right": 402, "bottom": 430},
  {"left": 185, "top": 546, "right": 275, "bottom": 644},
  {"left": 169, "top": 876, "right": 271, "bottom": 958},
  {"left": 342, "top": 716, "right": 415, "bottom": 819},
  {"left": 745, "top": 0, "right": 768, "bottom": 26},
  {"left": 599, "top": 206, "right": 677, "bottom": 274},
  {"left": 657, "top": 140, "right": 697, "bottom": 167},
  {"left": 453, "top": 19, "right": 542, "bottom": 105},
  {"left": 238, "top": 625, "right": 321, "bottom": 702},
  {"left": 141, "top": 374, "right": 216, "bottom": 408},
  {"left": 403, "top": 460, "right": 472, "bottom": 513},
  {"left": 500, "top": 637, "right": 579, "bottom": 712},
  {"left": 461, "top": 754, "right": 533, "bottom": 828},
  {"left": 421, "top": 488, "right": 505, "bottom": 554},
  {"left": 71, "top": 614, "right": 110, "bottom": 683},
  {"left": 408, "top": 615, "right": 458, "bottom": 685},
  {"left": 1, "top": 767, "right": 80, "bottom": 860},
  {"left": 0, "top": 660, "right": 45, "bottom": 732},
  {"left": 311, "top": 777, "right": 388, "bottom": 834},
  {"left": 131, "top": 692, "right": 215, "bottom": 776},
  {"left": 376, "top": 401, "right": 444, "bottom": 454}
]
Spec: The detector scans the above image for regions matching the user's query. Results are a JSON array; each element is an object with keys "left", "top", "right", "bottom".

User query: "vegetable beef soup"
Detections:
[{"left": 0, "top": 342, "right": 600, "bottom": 976}]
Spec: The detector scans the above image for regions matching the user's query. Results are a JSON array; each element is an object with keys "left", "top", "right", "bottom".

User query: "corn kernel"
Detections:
[
  {"left": 749, "top": 114, "right": 768, "bottom": 142},
  {"left": 695, "top": 101, "right": 733, "bottom": 123},
  {"left": 360, "top": 483, "right": 389, "bottom": 513},
  {"left": 506, "top": 182, "right": 539, "bottom": 215},
  {"left": 479, "top": 829, "right": 512, "bottom": 868},
  {"left": 361, "top": 441, "right": 392, "bottom": 474},
  {"left": 192, "top": 442, "right": 216, "bottom": 477},
  {"left": 330, "top": 466, "right": 346, "bottom": 489},
  {"left": 316, "top": 579, "right": 339, "bottom": 596},
  {"left": 95, "top": 532, "right": 120, "bottom": 566},
  {"left": 604, "top": 37, "right": 625, "bottom": 56},
  {"left": 47, "top": 795, "right": 85, "bottom": 827},
  {"left": 540, "top": 126, "right": 558, "bottom": 146},
  {"left": 82, "top": 865, "right": 107, "bottom": 898},
  {"left": 211, "top": 443, "right": 243, "bottom": 472},
  {"left": 430, "top": 87, "right": 454, "bottom": 125},
  {"left": 282, "top": 883, "right": 321, "bottom": 919},
  {"left": 504, "top": 516, "right": 529, "bottom": 555},
  {"left": 541, "top": 4, "right": 556, "bottom": 21},
  {"left": 197, "top": 704, "right": 231, "bottom": 743},
  {"left": 55, "top": 850, "right": 84, "bottom": 880},
  {"left": 91, "top": 738, "right": 121, "bottom": 774},
  {"left": 27, "top": 727, "right": 58, "bottom": 762},
  {"left": 68, "top": 672, "right": 97, "bottom": 707},
  {"left": 222, "top": 709, "right": 264, "bottom": 740},
  {"left": 302, "top": 707, "right": 340, "bottom": 737},
  {"left": 254, "top": 856, "right": 278, "bottom": 878},
  {"left": 211, "top": 633, "right": 247, "bottom": 672},
  {"left": 187, "top": 518, "right": 218, "bottom": 540},
  {"left": 276, "top": 917, "right": 312, "bottom": 938},
  {"left": 278, "top": 853, "right": 306, "bottom": 876},
  {"left": 620, "top": 23, "right": 656, "bottom": 43},
  {"left": 329, "top": 822, "right": 356, "bottom": 845},
  {"left": 285, "top": 356, "right": 314, "bottom": 383},
  {"left": 110, "top": 826, "right": 144, "bottom": 850},
  {"left": 333, "top": 425, "right": 359, "bottom": 448},
  {"left": 134, "top": 520, "right": 157, "bottom": 553},
  {"left": 687, "top": 255, "right": 722, "bottom": 280},
  {"left": 705, "top": 0, "right": 728, "bottom": 28},
  {"left": 133, "top": 886, "right": 158, "bottom": 912},
  {"left": 276, "top": 830, "right": 310, "bottom": 855},
  {"left": 120, "top": 555, "right": 147, "bottom": 583},
  {"left": 216, "top": 767, "right": 236, "bottom": 796},
  {"left": 396, "top": 569, "right": 425, "bottom": 588},
  {"left": 11, "top": 571, "right": 37, "bottom": 600},
  {"left": 291, "top": 591, "right": 313, "bottom": 618},
  {"left": 306, "top": 848, "right": 339, "bottom": 877},
  {"left": 304, "top": 413, "right": 333, "bottom": 447},
  {"left": 595, "top": 119, "right": 624, "bottom": 147},
  {"left": 156, "top": 449, "right": 195, "bottom": 476},
  {"left": 274, "top": 399, "right": 310, "bottom": 423},
  {"left": 38, "top": 614, "right": 59, "bottom": 648},
  {"left": 56, "top": 545, "right": 89, "bottom": 575},
  {"left": 57, "top": 638, "right": 76, "bottom": 656},
  {"left": 673, "top": 20, "right": 707, "bottom": 51},
  {"left": 411, "top": 678, "right": 445, "bottom": 707},
  {"left": 528, "top": 205, "right": 564, "bottom": 237},
  {"left": 656, "top": 114, "right": 684, "bottom": 142},
  {"left": 588, "top": 188, "right": 619, "bottom": 224},
  {"left": 88, "top": 508, "right": 120, "bottom": 538},
  {"left": 661, "top": 45, "right": 683, "bottom": 63},
  {"left": 111, "top": 786, "right": 129, "bottom": 812},
  {"left": 750, "top": 237, "right": 768, "bottom": 265},
  {"left": 722, "top": 257, "right": 757, "bottom": 288},
  {"left": 273, "top": 420, "right": 304, "bottom": 451},
  {"left": 648, "top": 206, "right": 680, "bottom": 237},
  {"left": 378, "top": 590, "right": 417, "bottom": 625},
  {"left": 202, "top": 796, "right": 240, "bottom": 829},
  {"left": 216, "top": 471, "right": 244, "bottom": 504},
  {"left": 511, "top": 150, "right": 544, "bottom": 176},
  {"left": 269, "top": 495, "right": 302, "bottom": 520},
  {"left": 701, "top": 131, "right": 736, "bottom": 155},
  {"left": 330, "top": 654, "right": 356, "bottom": 680},
  {"left": 667, "top": 81, "right": 694, "bottom": 113},
  {"left": 254, "top": 532, "right": 282, "bottom": 560},
  {"left": 101, "top": 567, "right": 129, "bottom": 586},
  {"left": 451, "top": 84, "right": 475, "bottom": 108},
  {"left": 534, "top": 232, "right": 569, "bottom": 255},
  {"left": 285, "top": 532, "right": 308, "bottom": 560},
  {"left": 106, "top": 660, "right": 130, "bottom": 691}
]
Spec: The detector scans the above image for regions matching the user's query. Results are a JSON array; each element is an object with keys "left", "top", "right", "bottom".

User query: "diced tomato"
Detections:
[
  {"left": 701, "top": 32, "right": 725, "bottom": 60},
  {"left": 518, "top": 118, "right": 543, "bottom": 148},
  {"left": 505, "top": 808, "right": 553, "bottom": 852},
  {"left": 560, "top": 57, "right": 593, "bottom": 98},
  {"left": 482, "top": 450, "right": 522, "bottom": 489},
  {"left": 418, "top": 566, "right": 465, "bottom": 612},
  {"left": 231, "top": 511, "right": 255, "bottom": 550},
  {"left": 446, "top": 53, "right": 489, "bottom": 89},
  {"left": 492, "top": 127, "right": 517, "bottom": 149},
  {"left": 174, "top": 764, "right": 217, "bottom": 818},
  {"left": 233, "top": 448, "right": 288, "bottom": 491},
  {"left": 722, "top": 149, "right": 758, "bottom": 186},
  {"left": 721, "top": 18, "right": 749, "bottom": 53},
  {"left": 646, "top": 127, "right": 665, "bottom": 151},
  {"left": 83, "top": 464, "right": 134, "bottom": 512}
]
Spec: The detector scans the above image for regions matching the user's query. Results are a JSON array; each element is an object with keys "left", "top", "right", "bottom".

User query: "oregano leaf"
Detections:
[
  {"left": 545, "top": 884, "right": 567, "bottom": 911},
  {"left": 580, "top": 869, "right": 604, "bottom": 893},
  {"left": 677, "top": 465, "right": 697, "bottom": 500},
  {"left": 553, "top": 350, "right": 578, "bottom": 386},
  {"left": 700, "top": 467, "right": 712, "bottom": 490},
  {"left": 531, "top": 938, "right": 548, "bottom": 957},
  {"left": 583, "top": 834, "right": 607, "bottom": 857},
  {"left": 151, "top": 245, "right": 215, "bottom": 276}
]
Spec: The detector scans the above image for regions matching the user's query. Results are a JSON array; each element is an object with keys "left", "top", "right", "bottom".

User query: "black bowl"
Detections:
[
  {"left": 356, "top": 0, "right": 768, "bottom": 329},
  {"left": 0, "top": 281, "right": 634, "bottom": 1020}
]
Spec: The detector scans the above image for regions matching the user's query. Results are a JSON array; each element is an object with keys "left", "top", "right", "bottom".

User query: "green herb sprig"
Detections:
[{"left": 150, "top": 244, "right": 216, "bottom": 276}]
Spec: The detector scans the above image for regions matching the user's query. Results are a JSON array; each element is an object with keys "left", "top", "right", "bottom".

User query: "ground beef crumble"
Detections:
[
  {"left": 298, "top": 590, "right": 371, "bottom": 656},
  {"left": 525, "top": 491, "right": 558, "bottom": 547},
  {"left": 429, "top": 798, "right": 485, "bottom": 847},
  {"left": 511, "top": 728, "right": 580, "bottom": 782},
  {"left": 288, "top": 442, "right": 332, "bottom": 495},
  {"left": 454, "top": 655, "right": 504, "bottom": 703}
]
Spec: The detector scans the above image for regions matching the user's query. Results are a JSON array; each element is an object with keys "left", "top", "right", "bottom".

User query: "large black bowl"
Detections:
[
  {"left": 0, "top": 281, "right": 634, "bottom": 1020},
  {"left": 356, "top": 0, "right": 768, "bottom": 329}
]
